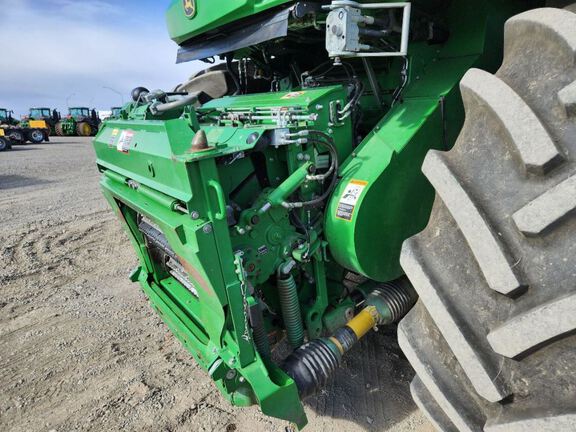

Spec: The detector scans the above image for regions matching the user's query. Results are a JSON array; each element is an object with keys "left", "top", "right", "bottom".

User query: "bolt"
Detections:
[
  {"left": 191, "top": 211, "right": 200, "bottom": 220},
  {"left": 203, "top": 224, "right": 213, "bottom": 234},
  {"left": 225, "top": 369, "right": 237, "bottom": 380},
  {"left": 315, "top": 104, "right": 324, "bottom": 111},
  {"left": 297, "top": 153, "right": 304, "bottom": 161},
  {"left": 228, "top": 358, "right": 236, "bottom": 366},
  {"left": 239, "top": 376, "right": 245, "bottom": 383}
]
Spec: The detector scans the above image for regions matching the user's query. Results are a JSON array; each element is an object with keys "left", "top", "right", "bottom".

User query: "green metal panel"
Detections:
[
  {"left": 94, "top": 0, "right": 539, "bottom": 428},
  {"left": 166, "top": 0, "right": 294, "bottom": 45},
  {"left": 324, "top": 0, "right": 529, "bottom": 281}
]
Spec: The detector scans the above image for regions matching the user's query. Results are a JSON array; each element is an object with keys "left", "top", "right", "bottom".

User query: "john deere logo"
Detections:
[{"left": 183, "top": 0, "right": 196, "bottom": 18}]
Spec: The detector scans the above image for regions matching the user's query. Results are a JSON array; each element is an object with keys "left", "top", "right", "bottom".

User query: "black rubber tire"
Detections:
[
  {"left": 8, "top": 130, "right": 24, "bottom": 144},
  {"left": 0, "top": 137, "right": 10, "bottom": 151},
  {"left": 399, "top": 6, "right": 576, "bottom": 432},
  {"left": 76, "top": 121, "right": 92, "bottom": 137},
  {"left": 27, "top": 129, "right": 45, "bottom": 144},
  {"left": 54, "top": 122, "right": 64, "bottom": 136}
]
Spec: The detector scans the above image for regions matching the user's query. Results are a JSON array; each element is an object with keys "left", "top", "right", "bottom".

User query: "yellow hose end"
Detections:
[{"left": 346, "top": 305, "right": 379, "bottom": 340}]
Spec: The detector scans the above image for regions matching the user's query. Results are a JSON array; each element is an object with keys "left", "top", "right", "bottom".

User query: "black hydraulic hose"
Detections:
[
  {"left": 391, "top": 56, "right": 409, "bottom": 107},
  {"left": 287, "top": 130, "right": 339, "bottom": 208},
  {"left": 226, "top": 54, "right": 242, "bottom": 95},
  {"left": 152, "top": 93, "right": 200, "bottom": 114}
]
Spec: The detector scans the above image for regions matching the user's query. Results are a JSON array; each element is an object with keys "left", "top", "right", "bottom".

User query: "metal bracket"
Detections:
[{"left": 324, "top": 1, "right": 411, "bottom": 59}]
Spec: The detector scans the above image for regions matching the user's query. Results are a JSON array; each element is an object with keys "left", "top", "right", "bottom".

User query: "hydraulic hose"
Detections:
[
  {"left": 282, "top": 131, "right": 339, "bottom": 209},
  {"left": 282, "top": 278, "right": 417, "bottom": 398},
  {"left": 150, "top": 92, "right": 200, "bottom": 114}
]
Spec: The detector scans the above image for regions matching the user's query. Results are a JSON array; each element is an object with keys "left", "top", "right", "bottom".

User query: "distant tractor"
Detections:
[
  {"left": 0, "top": 108, "right": 19, "bottom": 126},
  {"left": 55, "top": 107, "right": 101, "bottom": 136},
  {"left": 109, "top": 106, "right": 123, "bottom": 120},
  {"left": 0, "top": 128, "right": 12, "bottom": 152},
  {"left": 21, "top": 107, "right": 61, "bottom": 136},
  {"left": 0, "top": 107, "right": 49, "bottom": 144}
]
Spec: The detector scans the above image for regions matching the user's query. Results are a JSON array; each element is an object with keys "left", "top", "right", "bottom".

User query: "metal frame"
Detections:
[{"left": 324, "top": 0, "right": 411, "bottom": 57}]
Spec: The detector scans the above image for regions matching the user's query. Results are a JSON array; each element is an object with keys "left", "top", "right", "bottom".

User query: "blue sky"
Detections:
[{"left": 0, "top": 0, "right": 202, "bottom": 117}]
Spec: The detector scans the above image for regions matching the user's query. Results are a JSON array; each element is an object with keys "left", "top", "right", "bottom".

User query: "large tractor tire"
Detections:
[
  {"left": 54, "top": 122, "right": 64, "bottom": 136},
  {"left": 8, "top": 130, "right": 25, "bottom": 144},
  {"left": 0, "top": 137, "right": 11, "bottom": 151},
  {"left": 76, "top": 121, "right": 92, "bottom": 137},
  {"left": 27, "top": 129, "right": 45, "bottom": 144},
  {"left": 398, "top": 6, "right": 576, "bottom": 432}
]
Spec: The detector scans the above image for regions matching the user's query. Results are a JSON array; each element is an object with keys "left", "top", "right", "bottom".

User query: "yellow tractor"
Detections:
[
  {"left": 0, "top": 119, "right": 50, "bottom": 144},
  {"left": 0, "top": 128, "right": 12, "bottom": 152}
]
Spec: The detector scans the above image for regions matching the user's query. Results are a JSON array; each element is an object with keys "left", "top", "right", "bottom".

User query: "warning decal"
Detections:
[
  {"left": 335, "top": 179, "right": 368, "bottom": 221},
  {"left": 281, "top": 91, "right": 305, "bottom": 100},
  {"left": 116, "top": 130, "right": 134, "bottom": 153},
  {"left": 108, "top": 128, "right": 119, "bottom": 147}
]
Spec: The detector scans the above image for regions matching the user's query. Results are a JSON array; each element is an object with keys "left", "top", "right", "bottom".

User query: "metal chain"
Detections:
[{"left": 233, "top": 251, "right": 251, "bottom": 343}]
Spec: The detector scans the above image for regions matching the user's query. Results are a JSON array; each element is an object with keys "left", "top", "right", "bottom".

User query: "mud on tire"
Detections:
[
  {"left": 399, "top": 6, "right": 576, "bottom": 431},
  {"left": 55, "top": 122, "right": 64, "bottom": 136},
  {"left": 76, "top": 122, "right": 92, "bottom": 137}
]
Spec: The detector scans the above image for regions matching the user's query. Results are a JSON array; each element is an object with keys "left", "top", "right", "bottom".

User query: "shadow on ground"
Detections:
[
  {"left": 0, "top": 175, "right": 53, "bottom": 190},
  {"left": 305, "top": 326, "right": 417, "bottom": 431}
]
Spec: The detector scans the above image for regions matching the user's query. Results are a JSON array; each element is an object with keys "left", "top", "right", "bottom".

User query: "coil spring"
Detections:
[
  {"left": 278, "top": 273, "right": 304, "bottom": 348},
  {"left": 251, "top": 318, "right": 271, "bottom": 359}
]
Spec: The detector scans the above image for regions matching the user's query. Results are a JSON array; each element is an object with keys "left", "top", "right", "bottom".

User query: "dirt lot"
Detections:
[{"left": 0, "top": 137, "right": 433, "bottom": 432}]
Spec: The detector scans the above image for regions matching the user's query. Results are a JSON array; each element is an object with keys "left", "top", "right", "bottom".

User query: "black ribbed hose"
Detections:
[{"left": 282, "top": 277, "right": 417, "bottom": 398}]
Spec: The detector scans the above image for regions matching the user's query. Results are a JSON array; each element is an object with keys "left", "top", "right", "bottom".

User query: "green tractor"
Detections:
[
  {"left": 109, "top": 106, "right": 123, "bottom": 120},
  {"left": 0, "top": 108, "right": 19, "bottom": 126},
  {"left": 21, "top": 107, "right": 61, "bottom": 136},
  {"left": 56, "top": 107, "right": 101, "bottom": 136},
  {"left": 93, "top": 1, "right": 576, "bottom": 430}
]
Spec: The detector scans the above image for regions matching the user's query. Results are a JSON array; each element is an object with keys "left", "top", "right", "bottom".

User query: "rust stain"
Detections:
[{"left": 177, "top": 255, "right": 215, "bottom": 297}]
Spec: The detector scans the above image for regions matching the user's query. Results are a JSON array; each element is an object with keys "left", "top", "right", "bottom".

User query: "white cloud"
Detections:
[{"left": 0, "top": 0, "right": 202, "bottom": 116}]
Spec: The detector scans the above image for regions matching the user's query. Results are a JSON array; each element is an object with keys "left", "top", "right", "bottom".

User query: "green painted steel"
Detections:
[
  {"left": 166, "top": 0, "right": 293, "bottom": 45},
  {"left": 325, "top": 1, "right": 528, "bottom": 281},
  {"left": 93, "top": 0, "right": 540, "bottom": 428},
  {"left": 94, "top": 85, "right": 353, "bottom": 428}
]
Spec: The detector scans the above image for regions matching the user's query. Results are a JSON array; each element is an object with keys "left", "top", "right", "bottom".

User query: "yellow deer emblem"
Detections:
[{"left": 183, "top": 0, "right": 196, "bottom": 18}]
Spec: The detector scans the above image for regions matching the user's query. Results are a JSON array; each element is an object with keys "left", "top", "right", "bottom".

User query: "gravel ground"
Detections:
[{"left": 0, "top": 137, "right": 434, "bottom": 432}]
